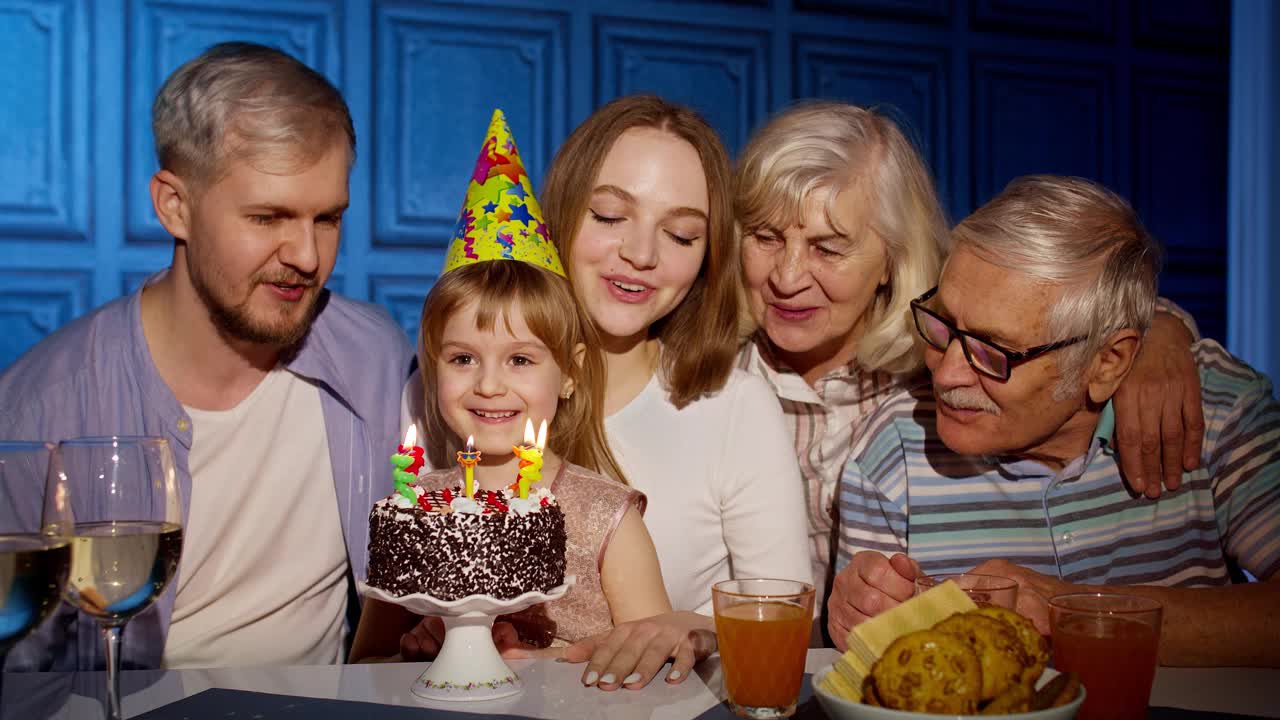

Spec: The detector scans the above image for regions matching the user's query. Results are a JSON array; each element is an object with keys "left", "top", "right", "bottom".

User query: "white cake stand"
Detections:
[{"left": 358, "top": 576, "right": 576, "bottom": 702}]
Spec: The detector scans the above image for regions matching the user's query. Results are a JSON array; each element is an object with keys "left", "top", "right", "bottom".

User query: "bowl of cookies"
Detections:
[{"left": 815, "top": 584, "right": 1084, "bottom": 720}]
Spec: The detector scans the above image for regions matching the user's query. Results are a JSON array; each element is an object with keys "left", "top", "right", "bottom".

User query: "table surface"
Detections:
[{"left": 4, "top": 650, "right": 1279, "bottom": 719}]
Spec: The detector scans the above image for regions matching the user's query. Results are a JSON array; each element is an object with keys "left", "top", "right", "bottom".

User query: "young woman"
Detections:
[{"left": 531, "top": 95, "right": 814, "bottom": 690}]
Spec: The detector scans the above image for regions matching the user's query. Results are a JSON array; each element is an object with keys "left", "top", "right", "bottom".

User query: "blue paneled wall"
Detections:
[{"left": 0, "top": 0, "right": 1234, "bottom": 369}]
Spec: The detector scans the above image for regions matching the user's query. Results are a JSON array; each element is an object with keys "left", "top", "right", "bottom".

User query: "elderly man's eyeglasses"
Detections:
[{"left": 909, "top": 287, "right": 1087, "bottom": 381}]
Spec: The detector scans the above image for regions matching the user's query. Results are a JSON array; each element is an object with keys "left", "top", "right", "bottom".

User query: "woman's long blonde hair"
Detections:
[
  {"left": 541, "top": 95, "right": 740, "bottom": 407},
  {"left": 418, "top": 261, "right": 627, "bottom": 483}
]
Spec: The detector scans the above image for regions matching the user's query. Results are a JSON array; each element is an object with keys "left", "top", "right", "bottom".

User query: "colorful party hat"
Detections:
[{"left": 443, "top": 109, "right": 565, "bottom": 277}]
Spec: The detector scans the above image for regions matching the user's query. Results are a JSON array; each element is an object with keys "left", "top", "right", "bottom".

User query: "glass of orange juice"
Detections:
[
  {"left": 1050, "top": 593, "right": 1162, "bottom": 720},
  {"left": 712, "top": 578, "right": 815, "bottom": 719}
]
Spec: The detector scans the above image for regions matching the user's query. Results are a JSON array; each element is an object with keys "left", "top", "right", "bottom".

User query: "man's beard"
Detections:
[{"left": 193, "top": 270, "right": 321, "bottom": 348}]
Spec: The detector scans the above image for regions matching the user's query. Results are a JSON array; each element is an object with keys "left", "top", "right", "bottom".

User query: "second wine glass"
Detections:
[
  {"left": 59, "top": 437, "right": 183, "bottom": 720},
  {"left": 0, "top": 441, "right": 73, "bottom": 709}
]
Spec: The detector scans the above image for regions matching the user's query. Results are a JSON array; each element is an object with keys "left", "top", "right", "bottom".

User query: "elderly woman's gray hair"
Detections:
[
  {"left": 735, "top": 101, "right": 949, "bottom": 374},
  {"left": 152, "top": 42, "right": 355, "bottom": 189},
  {"left": 951, "top": 175, "right": 1161, "bottom": 397}
]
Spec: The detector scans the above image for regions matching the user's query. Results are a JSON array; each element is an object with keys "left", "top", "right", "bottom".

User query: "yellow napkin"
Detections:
[{"left": 820, "top": 580, "right": 977, "bottom": 701}]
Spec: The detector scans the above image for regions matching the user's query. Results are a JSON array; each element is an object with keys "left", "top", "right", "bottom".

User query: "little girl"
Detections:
[{"left": 350, "top": 259, "right": 671, "bottom": 657}]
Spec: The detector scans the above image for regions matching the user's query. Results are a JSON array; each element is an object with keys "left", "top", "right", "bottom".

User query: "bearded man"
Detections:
[{"left": 0, "top": 43, "right": 412, "bottom": 671}]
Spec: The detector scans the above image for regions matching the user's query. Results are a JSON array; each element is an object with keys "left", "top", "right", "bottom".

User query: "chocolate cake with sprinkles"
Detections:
[{"left": 366, "top": 470, "right": 567, "bottom": 601}]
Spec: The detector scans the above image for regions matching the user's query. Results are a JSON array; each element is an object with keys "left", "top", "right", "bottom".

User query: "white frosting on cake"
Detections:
[
  {"left": 507, "top": 497, "right": 538, "bottom": 515},
  {"left": 450, "top": 496, "right": 484, "bottom": 514}
]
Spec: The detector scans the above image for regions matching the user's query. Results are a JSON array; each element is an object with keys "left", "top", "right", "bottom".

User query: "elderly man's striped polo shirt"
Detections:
[{"left": 835, "top": 340, "right": 1280, "bottom": 585}]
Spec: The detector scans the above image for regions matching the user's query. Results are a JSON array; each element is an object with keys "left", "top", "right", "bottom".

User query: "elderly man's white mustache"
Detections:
[{"left": 936, "top": 386, "right": 1002, "bottom": 415}]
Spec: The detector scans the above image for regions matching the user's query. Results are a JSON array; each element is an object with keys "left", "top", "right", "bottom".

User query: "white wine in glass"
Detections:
[
  {"left": 59, "top": 437, "right": 182, "bottom": 720},
  {"left": 0, "top": 537, "right": 72, "bottom": 646},
  {"left": 0, "top": 441, "right": 73, "bottom": 709},
  {"left": 67, "top": 521, "right": 182, "bottom": 624}
]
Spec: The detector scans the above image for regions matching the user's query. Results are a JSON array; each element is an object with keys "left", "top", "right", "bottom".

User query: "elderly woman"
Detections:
[{"left": 733, "top": 102, "right": 1202, "bottom": 602}]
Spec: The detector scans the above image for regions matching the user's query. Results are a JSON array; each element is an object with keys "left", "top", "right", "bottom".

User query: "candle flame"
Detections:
[
  {"left": 403, "top": 424, "right": 417, "bottom": 448},
  {"left": 536, "top": 419, "right": 548, "bottom": 451},
  {"left": 466, "top": 435, "right": 475, "bottom": 453},
  {"left": 523, "top": 418, "right": 536, "bottom": 446}
]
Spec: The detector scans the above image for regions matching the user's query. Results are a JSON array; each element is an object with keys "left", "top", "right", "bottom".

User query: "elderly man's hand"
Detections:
[
  {"left": 968, "top": 559, "right": 1072, "bottom": 636},
  {"left": 1113, "top": 312, "right": 1204, "bottom": 499},
  {"left": 827, "top": 552, "right": 918, "bottom": 650}
]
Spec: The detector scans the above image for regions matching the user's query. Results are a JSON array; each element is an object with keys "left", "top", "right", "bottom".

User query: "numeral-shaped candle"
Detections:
[
  {"left": 513, "top": 419, "right": 547, "bottom": 499},
  {"left": 456, "top": 435, "right": 480, "bottom": 499},
  {"left": 391, "top": 425, "right": 424, "bottom": 502}
]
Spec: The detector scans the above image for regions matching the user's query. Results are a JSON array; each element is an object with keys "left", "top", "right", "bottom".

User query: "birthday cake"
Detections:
[{"left": 366, "top": 469, "right": 568, "bottom": 601}]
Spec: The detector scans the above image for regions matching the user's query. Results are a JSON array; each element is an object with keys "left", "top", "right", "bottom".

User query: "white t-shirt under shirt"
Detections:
[
  {"left": 605, "top": 368, "right": 813, "bottom": 615},
  {"left": 163, "top": 368, "right": 348, "bottom": 669}
]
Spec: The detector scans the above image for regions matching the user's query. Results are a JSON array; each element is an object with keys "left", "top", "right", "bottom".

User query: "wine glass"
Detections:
[
  {"left": 0, "top": 442, "right": 73, "bottom": 708},
  {"left": 58, "top": 437, "right": 182, "bottom": 720}
]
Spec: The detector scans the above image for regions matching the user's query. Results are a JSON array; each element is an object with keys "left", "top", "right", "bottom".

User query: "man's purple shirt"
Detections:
[{"left": 0, "top": 279, "right": 414, "bottom": 671}]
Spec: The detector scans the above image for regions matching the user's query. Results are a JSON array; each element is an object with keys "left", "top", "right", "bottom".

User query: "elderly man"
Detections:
[
  {"left": 827, "top": 175, "right": 1279, "bottom": 667},
  {"left": 0, "top": 43, "right": 413, "bottom": 670}
]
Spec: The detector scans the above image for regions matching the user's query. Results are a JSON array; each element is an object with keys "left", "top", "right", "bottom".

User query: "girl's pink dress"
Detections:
[{"left": 411, "top": 462, "right": 644, "bottom": 646}]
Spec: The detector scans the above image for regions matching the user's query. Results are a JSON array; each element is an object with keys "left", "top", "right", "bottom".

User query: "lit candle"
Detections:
[
  {"left": 391, "top": 425, "right": 425, "bottom": 502},
  {"left": 513, "top": 418, "right": 547, "bottom": 499},
  {"left": 456, "top": 434, "right": 481, "bottom": 499}
]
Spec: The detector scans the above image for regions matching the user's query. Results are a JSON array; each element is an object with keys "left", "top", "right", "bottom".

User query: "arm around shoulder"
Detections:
[{"left": 1111, "top": 305, "right": 1205, "bottom": 497}]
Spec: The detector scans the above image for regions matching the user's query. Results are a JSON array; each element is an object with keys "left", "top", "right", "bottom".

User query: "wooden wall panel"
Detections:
[
  {"left": 373, "top": 2, "right": 567, "bottom": 249},
  {"left": 794, "top": 36, "right": 950, "bottom": 211},
  {"left": 0, "top": 269, "right": 91, "bottom": 368},
  {"left": 1132, "top": 0, "right": 1229, "bottom": 51},
  {"left": 0, "top": 0, "right": 1235, "bottom": 366},
  {"left": 972, "top": 55, "right": 1114, "bottom": 205},
  {"left": 1132, "top": 68, "right": 1229, "bottom": 341},
  {"left": 971, "top": 0, "right": 1113, "bottom": 39},
  {"left": 595, "top": 16, "right": 768, "bottom": 154},
  {"left": 0, "top": 0, "right": 87, "bottom": 240},
  {"left": 797, "top": 0, "right": 950, "bottom": 23},
  {"left": 369, "top": 272, "right": 436, "bottom": 339}
]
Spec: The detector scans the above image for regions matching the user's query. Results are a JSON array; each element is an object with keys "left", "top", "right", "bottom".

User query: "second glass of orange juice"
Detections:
[
  {"left": 712, "top": 578, "right": 815, "bottom": 719},
  {"left": 1050, "top": 593, "right": 1162, "bottom": 720}
]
